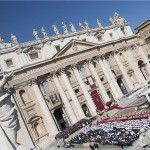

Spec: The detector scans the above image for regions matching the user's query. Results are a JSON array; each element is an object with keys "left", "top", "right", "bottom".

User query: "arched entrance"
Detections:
[
  {"left": 117, "top": 78, "right": 128, "bottom": 94},
  {"left": 138, "top": 60, "right": 149, "bottom": 80},
  {"left": 82, "top": 104, "right": 91, "bottom": 117},
  {"left": 91, "top": 90, "right": 105, "bottom": 111},
  {"left": 54, "top": 108, "right": 69, "bottom": 130}
]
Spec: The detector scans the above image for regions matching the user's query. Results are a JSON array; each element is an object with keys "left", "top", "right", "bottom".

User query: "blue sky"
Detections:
[{"left": 0, "top": 1, "right": 149, "bottom": 43}]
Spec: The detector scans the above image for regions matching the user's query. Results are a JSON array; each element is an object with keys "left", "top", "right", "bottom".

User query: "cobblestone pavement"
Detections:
[{"left": 45, "top": 88, "right": 150, "bottom": 150}]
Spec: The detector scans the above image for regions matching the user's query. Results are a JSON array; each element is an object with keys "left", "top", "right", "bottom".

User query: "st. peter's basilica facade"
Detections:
[{"left": 0, "top": 13, "right": 150, "bottom": 148}]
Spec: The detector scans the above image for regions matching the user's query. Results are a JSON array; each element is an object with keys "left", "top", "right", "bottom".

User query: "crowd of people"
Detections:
[
  {"left": 55, "top": 118, "right": 92, "bottom": 140},
  {"left": 98, "top": 111, "right": 150, "bottom": 124},
  {"left": 63, "top": 112, "right": 150, "bottom": 149}
]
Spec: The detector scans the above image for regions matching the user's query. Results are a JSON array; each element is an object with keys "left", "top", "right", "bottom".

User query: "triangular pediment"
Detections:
[{"left": 53, "top": 39, "right": 99, "bottom": 58}]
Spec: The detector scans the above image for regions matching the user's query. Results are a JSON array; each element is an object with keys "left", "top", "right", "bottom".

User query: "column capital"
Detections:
[
  {"left": 50, "top": 71, "right": 59, "bottom": 78},
  {"left": 100, "top": 54, "right": 108, "bottom": 60},
  {"left": 85, "top": 58, "right": 93, "bottom": 65},
  {"left": 28, "top": 78, "right": 38, "bottom": 86},
  {"left": 94, "top": 56, "right": 100, "bottom": 61},
  {"left": 70, "top": 64, "right": 78, "bottom": 70},
  {"left": 58, "top": 68, "right": 66, "bottom": 75}
]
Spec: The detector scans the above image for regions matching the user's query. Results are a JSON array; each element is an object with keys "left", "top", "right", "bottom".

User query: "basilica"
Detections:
[{"left": 0, "top": 12, "right": 150, "bottom": 148}]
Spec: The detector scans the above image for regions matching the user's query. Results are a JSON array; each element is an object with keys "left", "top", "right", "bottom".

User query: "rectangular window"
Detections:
[
  {"left": 5, "top": 59, "right": 13, "bottom": 68},
  {"left": 109, "top": 33, "right": 114, "bottom": 39},
  {"left": 97, "top": 35, "right": 102, "bottom": 41},
  {"left": 55, "top": 45, "right": 60, "bottom": 51},
  {"left": 121, "top": 27, "right": 126, "bottom": 35},
  {"left": 29, "top": 52, "right": 39, "bottom": 60},
  {"left": 82, "top": 39, "right": 86, "bottom": 42}
]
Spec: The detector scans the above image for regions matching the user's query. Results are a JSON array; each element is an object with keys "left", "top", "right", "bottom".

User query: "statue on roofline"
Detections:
[
  {"left": 62, "top": 22, "right": 68, "bottom": 34},
  {"left": 33, "top": 29, "right": 40, "bottom": 40},
  {"left": 11, "top": 34, "right": 18, "bottom": 44},
  {"left": 79, "top": 22, "right": 85, "bottom": 31},
  {"left": 69, "top": 22, "right": 76, "bottom": 32},
  {"left": 52, "top": 25, "right": 59, "bottom": 35},
  {"left": 84, "top": 20, "right": 90, "bottom": 30},
  {"left": 97, "top": 19, "right": 102, "bottom": 28},
  {"left": 41, "top": 27, "right": 48, "bottom": 38},
  {"left": 109, "top": 12, "right": 128, "bottom": 26}
]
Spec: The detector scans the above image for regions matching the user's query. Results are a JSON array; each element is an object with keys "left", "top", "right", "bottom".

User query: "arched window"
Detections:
[
  {"left": 41, "top": 81, "right": 51, "bottom": 94},
  {"left": 34, "top": 122, "right": 43, "bottom": 137},
  {"left": 80, "top": 67, "right": 88, "bottom": 78},
  {"left": 28, "top": 116, "right": 47, "bottom": 140},
  {"left": 19, "top": 90, "right": 30, "bottom": 105}
]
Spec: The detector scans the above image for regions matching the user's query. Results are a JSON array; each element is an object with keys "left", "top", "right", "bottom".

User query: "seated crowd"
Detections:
[
  {"left": 98, "top": 111, "right": 150, "bottom": 124},
  {"left": 63, "top": 111, "right": 150, "bottom": 149}
]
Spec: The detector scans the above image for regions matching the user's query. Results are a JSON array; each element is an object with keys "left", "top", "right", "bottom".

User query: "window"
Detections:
[
  {"left": 75, "top": 88, "right": 79, "bottom": 93},
  {"left": 29, "top": 51, "right": 39, "bottom": 60},
  {"left": 42, "top": 81, "right": 51, "bottom": 94},
  {"left": 82, "top": 39, "right": 86, "bottom": 42},
  {"left": 55, "top": 45, "right": 60, "bottom": 51},
  {"left": 50, "top": 94, "right": 59, "bottom": 104},
  {"left": 121, "top": 27, "right": 126, "bottom": 35},
  {"left": 97, "top": 35, "right": 102, "bottom": 41},
  {"left": 5, "top": 59, "right": 13, "bottom": 68},
  {"left": 80, "top": 67, "right": 88, "bottom": 78},
  {"left": 109, "top": 33, "right": 114, "bottom": 39}
]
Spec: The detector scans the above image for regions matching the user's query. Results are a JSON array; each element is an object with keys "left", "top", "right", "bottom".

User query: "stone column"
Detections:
[
  {"left": 113, "top": 51, "right": 134, "bottom": 90},
  {"left": 103, "top": 57, "right": 123, "bottom": 96},
  {"left": 72, "top": 64, "right": 97, "bottom": 116},
  {"left": 88, "top": 59, "right": 111, "bottom": 103},
  {"left": 31, "top": 79, "right": 58, "bottom": 137},
  {"left": 98, "top": 57, "right": 121, "bottom": 100},
  {"left": 60, "top": 69, "right": 86, "bottom": 120},
  {"left": 52, "top": 73, "right": 78, "bottom": 124},
  {"left": 125, "top": 48, "right": 146, "bottom": 84}
]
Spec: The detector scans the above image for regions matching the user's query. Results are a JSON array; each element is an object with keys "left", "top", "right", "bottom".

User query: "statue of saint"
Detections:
[
  {"left": 11, "top": 34, "right": 18, "bottom": 44},
  {"left": 62, "top": 22, "right": 68, "bottom": 34},
  {"left": 97, "top": 19, "right": 102, "bottom": 28},
  {"left": 41, "top": 27, "right": 48, "bottom": 38},
  {"left": 114, "top": 12, "right": 120, "bottom": 20},
  {"left": 0, "top": 34, "right": 5, "bottom": 43},
  {"left": 69, "top": 22, "right": 76, "bottom": 32},
  {"left": 0, "top": 72, "right": 39, "bottom": 150},
  {"left": 52, "top": 25, "right": 59, "bottom": 35},
  {"left": 84, "top": 20, "right": 90, "bottom": 30},
  {"left": 79, "top": 22, "right": 85, "bottom": 31},
  {"left": 33, "top": 29, "right": 40, "bottom": 40}
]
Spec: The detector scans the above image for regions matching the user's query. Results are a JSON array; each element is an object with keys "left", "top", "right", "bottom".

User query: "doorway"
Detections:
[
  {"left": 91, "top": 90, "right": 105, "bottom": 111},
  {"left": 82, "top": 104, "right": 91, "bottom": 117},
  {"left": 117, "top": 77, "right": 128, "bottom": 94},
  {"left": 54, "top": 108, "right": 69, "bottom": 130}
]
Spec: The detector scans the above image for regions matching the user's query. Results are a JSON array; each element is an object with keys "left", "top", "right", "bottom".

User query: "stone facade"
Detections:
[
  {"left": 135, "top": 20, "right": 150, "bottom": 64},
  {"left": 0, "top": 13, "right": 150, "bottom": 148}
]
